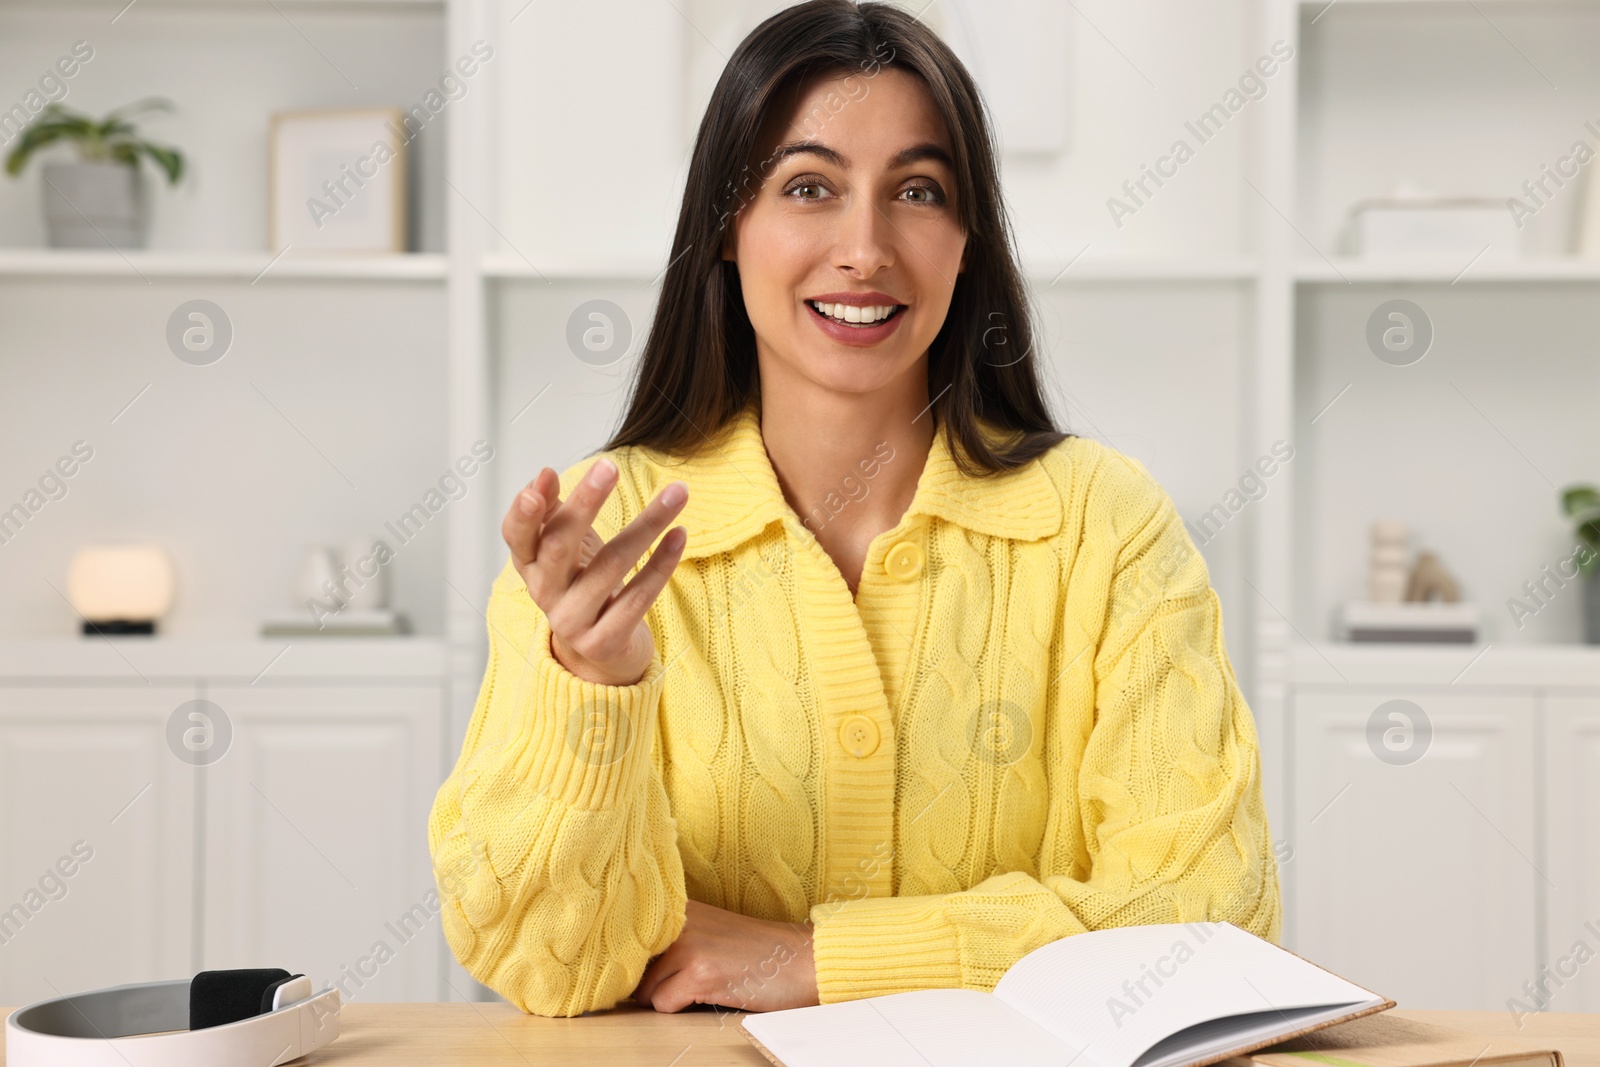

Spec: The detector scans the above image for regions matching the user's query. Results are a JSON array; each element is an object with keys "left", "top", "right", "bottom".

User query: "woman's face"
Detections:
[{"left": 722, "top": 67, "right": 967, "bottom": 399}]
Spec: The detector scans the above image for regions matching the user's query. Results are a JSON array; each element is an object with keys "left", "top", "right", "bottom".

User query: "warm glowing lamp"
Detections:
[{"left": 66, "top": 544, "right": 176, "bottom": 635}]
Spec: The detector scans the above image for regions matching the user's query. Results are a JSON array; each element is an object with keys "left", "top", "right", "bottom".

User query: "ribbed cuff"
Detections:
[
  {"left": 490, "top": 564, "right": 664, "bottom": 811},
  {"left": 809, "top": 893, "right": 964, "bottom": 1003}
]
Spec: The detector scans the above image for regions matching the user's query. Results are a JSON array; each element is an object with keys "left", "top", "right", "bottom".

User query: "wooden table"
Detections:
[{"left": 2, "top": 1003, "right": 1594, "bottom": 1066}]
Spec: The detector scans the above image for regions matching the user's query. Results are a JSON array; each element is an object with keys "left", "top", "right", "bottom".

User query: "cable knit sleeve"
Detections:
[
  {"left": 426, "top": 455, "right": 687, "bottom": 1017},
  {"left": 808, "top": 447, "right": 1281, "bottom": 1003}
]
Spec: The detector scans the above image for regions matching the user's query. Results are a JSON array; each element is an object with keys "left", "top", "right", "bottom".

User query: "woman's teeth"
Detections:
[{"left": 809, "top": 301, "right": 902, "bottom": 326}]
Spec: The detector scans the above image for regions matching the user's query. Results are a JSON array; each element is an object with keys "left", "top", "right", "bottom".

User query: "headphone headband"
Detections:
[{"left": 5, "top": 973, "right": 340, "bottom": 1067}]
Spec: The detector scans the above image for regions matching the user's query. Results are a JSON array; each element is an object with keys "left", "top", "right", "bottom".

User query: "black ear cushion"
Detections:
[{"left": 190, "top": 968, "right": 291, "bottom": 1031}]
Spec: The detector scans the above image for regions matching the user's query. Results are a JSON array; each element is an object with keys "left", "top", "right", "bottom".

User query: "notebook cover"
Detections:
[{"left": 1223, "top": 1011, "right": 1564, "bottom": 1067}]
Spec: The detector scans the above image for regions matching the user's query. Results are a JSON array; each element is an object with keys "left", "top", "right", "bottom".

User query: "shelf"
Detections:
[
  {"left": 1295, "top": 258, "right": 1600, "bottom": 284},
  {"left": 1300, "top": 0, "right": 1591, "bottom": 7},
  {"left": 1291, "top": 643, "right": 1600, "bottom": 688},
  {"left": 482, "top": 254, "right": 1260, "bottom": 284},
  {"left": 0, "top": 250, "right": 448, "bottom": 282},
  {"left": 0, "top": 0, "right": 444, "bottom": 9},
  {"left": 0, "top": 637, "right": 447, "bottom": 682},
  {"left": 482, "top": 255, "right": 672, "bottom": 281},
  {"left": 1024, "top": 258, "right": 1259, "bottom": 283}
]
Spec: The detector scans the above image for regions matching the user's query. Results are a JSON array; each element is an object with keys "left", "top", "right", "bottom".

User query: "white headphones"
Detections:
[{"left": 5, "top": 968, "right": 341, "bottom": 1067}]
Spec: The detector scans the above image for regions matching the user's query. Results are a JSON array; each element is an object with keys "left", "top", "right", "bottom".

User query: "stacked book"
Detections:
[{"left": 259, "top": 609, "right": 408, "bottom": 637}]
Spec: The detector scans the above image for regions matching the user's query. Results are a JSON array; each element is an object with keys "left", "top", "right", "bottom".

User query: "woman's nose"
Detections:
[{"left": 833, "top": 195, "right": 894, "bottom": 276}]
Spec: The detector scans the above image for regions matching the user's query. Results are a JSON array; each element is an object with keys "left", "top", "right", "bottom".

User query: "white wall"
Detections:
[
  {"left": 0, "top": 4, "right": 449, "bottom": 253},
  {"left": 1297, "top": 4, "right": 1600, "bottom": 258},
  {"left": 0, "top": 278, "right": 449, "bottom": 637},
  {"left": 1295, "top": 282, "right": 1600, "bottom": 645}
]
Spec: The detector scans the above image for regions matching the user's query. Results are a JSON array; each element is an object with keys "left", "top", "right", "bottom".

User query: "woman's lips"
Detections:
[{"left": 804, "top": 300, "right": 907, "bottom": 347}]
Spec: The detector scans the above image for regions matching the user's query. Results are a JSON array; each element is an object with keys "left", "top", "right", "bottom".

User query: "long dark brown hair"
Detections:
[{"left": 602, "top": 0, "right": 1070, "bottom": 475}]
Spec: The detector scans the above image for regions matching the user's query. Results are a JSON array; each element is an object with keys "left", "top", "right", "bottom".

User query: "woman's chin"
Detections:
[
  {"left": 758, "top": 329, "right": 928, "bottom": 396},
  {"left": 796, "top": 358, "right": 917, "bottom": 397}
]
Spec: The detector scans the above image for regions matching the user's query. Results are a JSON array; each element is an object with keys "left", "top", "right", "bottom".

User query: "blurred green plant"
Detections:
[
  {"left": 1560, "top": 484, "right": 1600, "bottom": 579},
  {"left": 4, "top": 97, "right": 184, "bottom": 184}
]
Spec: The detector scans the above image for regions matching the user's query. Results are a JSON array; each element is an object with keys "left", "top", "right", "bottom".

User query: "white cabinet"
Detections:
[
  {"left": 1289, "top": 646, "right": 1600, "bottom": 1011},
  {"left": 1289, "top": 689, "right": 1538, "bottom": 1010},
  {"left": 1544, "top": 695, "right": 1600, "bottom": 1014},
  {"left": 0, "top": 685, "right": 197, "bottom": 1007},
  {"left": 0, "top": 640, "right": 445, "bottom": 1006},
  {"left": 200, "top": 685, "right": 442, "bottom": 1003}
]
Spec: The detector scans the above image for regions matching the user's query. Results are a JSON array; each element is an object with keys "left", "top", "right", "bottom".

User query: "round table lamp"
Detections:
[{"left": 66, "top": 544, "right": 176, "bottom": 635}]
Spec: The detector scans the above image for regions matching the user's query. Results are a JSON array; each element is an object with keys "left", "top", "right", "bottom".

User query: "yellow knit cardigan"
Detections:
[{"left": 427, "top": 398, "right": 1282, "bottom": 1017}]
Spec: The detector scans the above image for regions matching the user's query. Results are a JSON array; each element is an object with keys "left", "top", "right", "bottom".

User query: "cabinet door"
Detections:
[
  {"left": 1545, "top": 693, "right": 1600, "bottom": 1013},
  {"left": 0, "top": 685, "right": 197, "bottom": 1006},
  {"left": 1289, "top": 689, "right": 1538, "bottom": 1009},
  {"left": 199, "top": 684, "right": 442, "bottom": 1002}
]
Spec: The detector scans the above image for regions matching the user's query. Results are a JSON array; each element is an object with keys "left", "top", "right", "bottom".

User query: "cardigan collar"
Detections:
[{"left": 642, "top": 397, "right": 1064, "bottom": 561}]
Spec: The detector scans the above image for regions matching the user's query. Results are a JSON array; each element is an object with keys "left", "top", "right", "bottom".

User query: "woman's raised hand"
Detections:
[{"left": 502, "top": 457, "right": 689, "bottom": 686}]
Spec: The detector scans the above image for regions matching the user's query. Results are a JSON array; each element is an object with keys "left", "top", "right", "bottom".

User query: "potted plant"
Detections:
[
  {"left": 1560, "top": 484, "right": 1600, "bottom": 644},
  {"left": 3, "top": 97, "right": 184, "bottom": 249}
]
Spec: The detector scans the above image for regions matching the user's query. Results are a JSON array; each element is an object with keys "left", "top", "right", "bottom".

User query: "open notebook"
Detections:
[{"left": 742, "top": 922, "right": 1394, "bottom": 1067}]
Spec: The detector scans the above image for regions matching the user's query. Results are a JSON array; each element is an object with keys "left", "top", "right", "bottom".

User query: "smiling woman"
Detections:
[{"left": 427, "top": 0, "right": 1280, "bottom": 1021}]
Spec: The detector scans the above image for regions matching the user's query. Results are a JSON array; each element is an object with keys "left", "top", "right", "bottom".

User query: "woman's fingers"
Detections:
[
  {"left": 502, "top": 471, "right": 553, "bottom": 570},
  {"left": 631, "top": 948, "right": 681, "bottom": 1010},
  {"left": 535, "top": 458, "right": 619, "bottom": 577},
  {"left": 505, "top": 460, "right": 611, "bottom": 602},
  {"left": 504, "top": 460, "right": 690, "bottom": 683},
  {"left": 566, "top": 480, "right": 688, "bottom": 610},
  {"left": 550, "top": 520, "right": 687, "bottom": 662},
  {"left": 586, "top": 525, "right": 687, "bottom": 647}
]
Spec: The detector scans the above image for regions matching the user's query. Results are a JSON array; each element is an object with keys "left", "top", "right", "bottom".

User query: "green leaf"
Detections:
[
  {"left": 5, "top": 123, "right": 85, "bottom": 176},
  {"left": 33, "top": 102, "right": 95, "bottom": 128},
  {"left": 1561, "top": 484, "right": 1600, "bottom": 518},
  {"left": 101, "top": 96, "right": 175, "bottom": 128},
  {"left": 136, "top": 142, "right": 184, "bottom": 185},
  {"left": 4, "top": 98, "right": 181, "bottom": 181}
]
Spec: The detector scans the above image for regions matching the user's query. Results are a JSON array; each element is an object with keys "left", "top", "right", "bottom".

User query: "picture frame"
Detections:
[{"left": 268, "top": 106, "right": 408, "bottom": 254}]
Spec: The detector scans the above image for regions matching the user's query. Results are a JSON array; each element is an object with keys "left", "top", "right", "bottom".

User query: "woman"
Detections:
[{"left": 428, "top": 0, "right": 1280, "bottom": 1019}]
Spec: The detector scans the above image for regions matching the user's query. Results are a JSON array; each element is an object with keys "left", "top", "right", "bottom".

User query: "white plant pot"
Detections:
[{"left": 40, "top": 161, "right": 148, "bottom": 249}]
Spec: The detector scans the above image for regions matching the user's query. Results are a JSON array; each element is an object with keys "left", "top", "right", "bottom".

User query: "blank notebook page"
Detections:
[
  {"left": 741, "top": 987, "right": 1074, "bottom": 1067},
  {"left": 991, "top": 923, "right": 1379, "bottom": 1067}
]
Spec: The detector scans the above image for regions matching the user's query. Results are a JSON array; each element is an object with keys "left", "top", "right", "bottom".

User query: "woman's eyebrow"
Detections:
[{"left": 768, "top": 139, "right": 954, "bottom": 171}]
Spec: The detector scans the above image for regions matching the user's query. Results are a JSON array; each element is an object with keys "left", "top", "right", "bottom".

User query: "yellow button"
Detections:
[
  {"left": 883, "top": 541, "right": 923, "bottom": 580},
  {"left": 838, "top": 715, "right": 880, "bottom": 758}
]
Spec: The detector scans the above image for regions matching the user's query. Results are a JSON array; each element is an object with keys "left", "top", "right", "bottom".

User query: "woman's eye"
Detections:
[
  {"left": 902, "top": 183, "right": 946, "bottom": 205},
  {"left": 785, "top": 181, "right": 828, "bottom": 201}
]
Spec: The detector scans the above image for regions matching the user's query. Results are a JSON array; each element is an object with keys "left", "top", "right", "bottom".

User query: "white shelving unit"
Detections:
[
  {"left": 1, "top": 0, "right": 1595, "bottom": 1009},
  {"left": 0, "top": 250, "right": 449, "bottom": 279},
  {"left": 1269, "top": 0, "right": 1600, "bottom": 1013},
  {"left": 480, "top": 253, "right": 1262, "bottom": 282},
  {"left": 1297, "top": 258, "right": 1600, "bottom": 282}
]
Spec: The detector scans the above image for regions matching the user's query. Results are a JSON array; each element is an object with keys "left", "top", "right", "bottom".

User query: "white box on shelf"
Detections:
[
  {"left": 1338, "top": 601, "right": 1480, "bottom": 644},
  {"left": 1347, "top": 199, "right": 1518, "bottom": 259}
]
